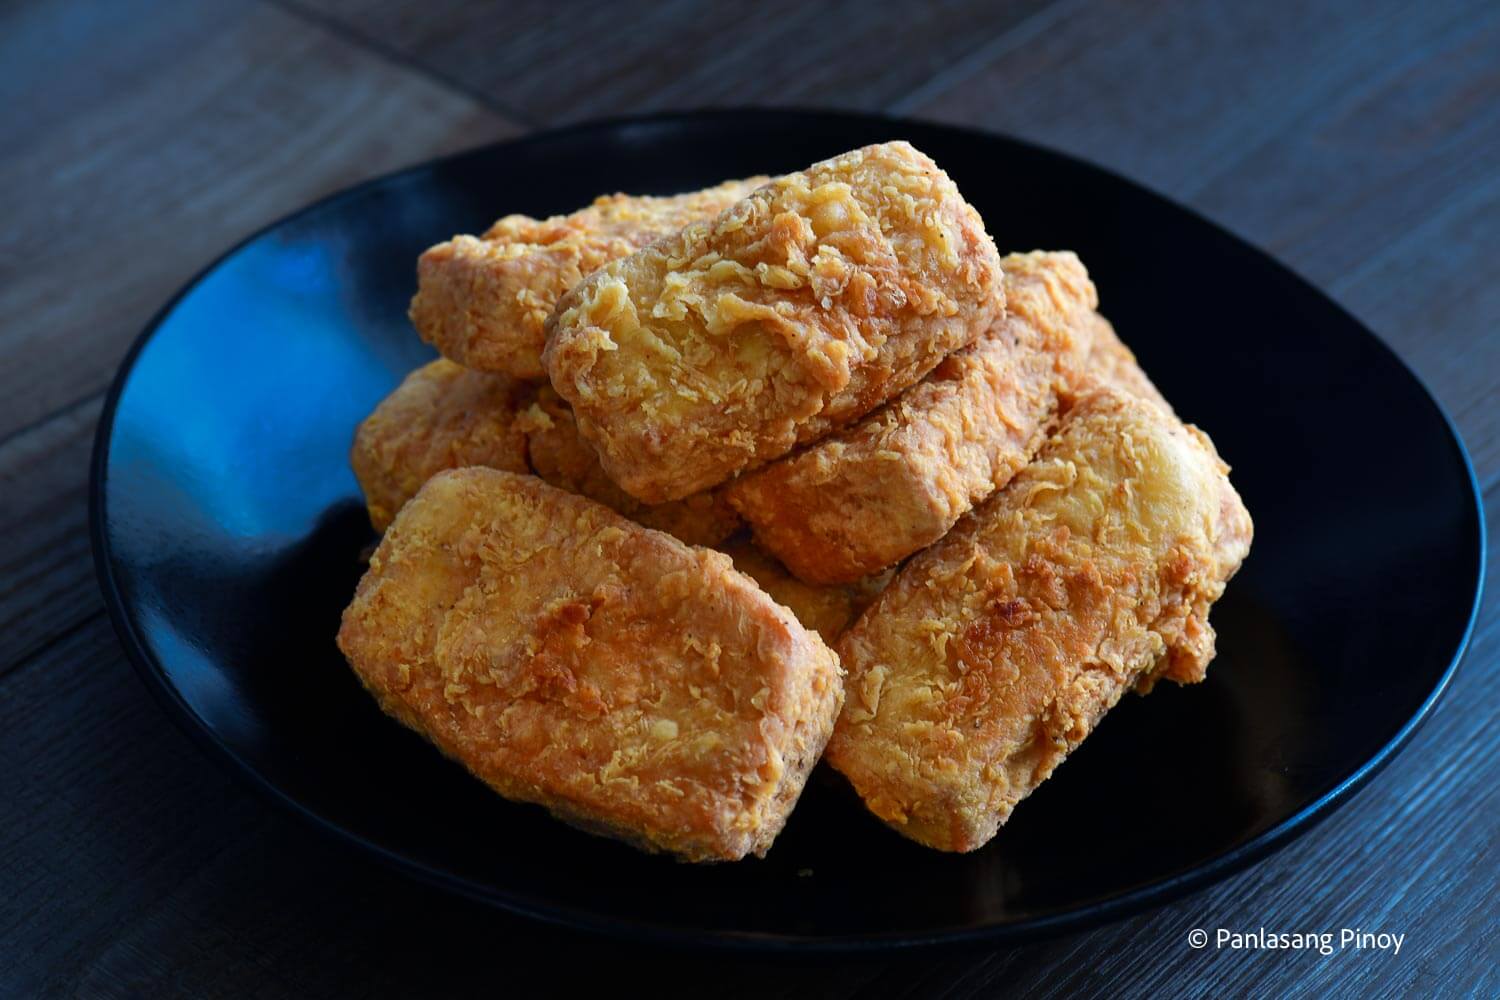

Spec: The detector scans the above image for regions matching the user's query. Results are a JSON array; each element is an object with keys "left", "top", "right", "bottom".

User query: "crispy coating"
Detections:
[
  {"left": 337, "top": 469, "right": 843, "bottom": 862},
  {"left": 350, "top": 359, "right": 530, "bottom": 532},
  {"left": 827, "top": 389, "right": 1252, "bottom": 852},
  {"left": 518, "top": 386, "right": 740, "bottom": 547},
  {"left": 1075, "top": 312, "right": 1172, "bottom": 412},
  {"left": 719, "top": 537, "right": 891, "bottom": 646},
  {"left": 999, "top": 249, "right": 1097, "bottom": 382},
  {"left": 411, "top": 178, "right": 767, "bottom": 380},
  {"left": 543, "top": 141, "right": 1006, "bottom": 503},
  {"left": 350, "top": 360, "right": 738, "bottom": 545},
  {"left": 726, "top": 251, "right": 1099, "bottom": 584}
]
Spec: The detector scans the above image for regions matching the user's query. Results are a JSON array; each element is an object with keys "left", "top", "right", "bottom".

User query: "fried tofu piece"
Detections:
[
  {"left": 410, "top": 178, "right": 767, "bottom": 380},
  {"left": 338, "top": 469, "right": 843, "bottom": 862},
  {"left": 351, "top": 359, "right": 738, "bottom": 545},
  {"left": 350, "top": 359, "right": 531, "bottom": 532},
  {"left": 719, "top": 538, "right": 891, "bottom": 646},
  {"left": 726, "top": 328, "right": 1054, "bottom": 585},
  {"left": 1075, "top": 312, "right": 1172, "bottom": 412},
  {"left": 518, "top": 387, "right": 740, "bottom": 547},
  {"left": 827, "top": 389, "right": 1252, "bottom": 852},
  {"left": 726, "top": 251, "right": 1098, "bottom": 584},
  {"left": 543, "top": 141, "right": 1006, "bottom": 503}
]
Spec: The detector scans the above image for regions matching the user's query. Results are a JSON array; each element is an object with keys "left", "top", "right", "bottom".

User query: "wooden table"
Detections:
[{"left": 4, "top": 2, "right": 1495, "bottom": 996}]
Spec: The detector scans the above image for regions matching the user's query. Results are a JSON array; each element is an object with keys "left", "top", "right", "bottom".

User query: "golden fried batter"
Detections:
[
  {"left": 410, "top": 178, "right": 767, "bottom": 380},
  {"left": 719, "top": 537, "right": 891, "bottom": 646},
  {"left": 1075, "top": 312, "right": 1172, "bottom": 411},
  {"left": 726, "top": 251, "right": 1100, "bottom": 584},
  {"left": 827, "top": 389, "right": 1252, "bottom": 852},
  {"left": 338, "top": 469, "right": 843, "bottom": 862},
  {"left": 518, "top": 386, "right": 741, "bottom": 547},
  {"left": 543, "top": 142, "right": 1006, "bottom": 503},
  {"left": 350, "top": 359, "right": 530, "bottom": 532},
  {"left": 351, "top": 359, "right": 738, "bottom": 545}
]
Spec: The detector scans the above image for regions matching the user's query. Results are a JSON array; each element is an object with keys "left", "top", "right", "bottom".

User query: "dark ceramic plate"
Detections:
[{"left": 91, "top": 110, "right": 1485, "bottom": 952}]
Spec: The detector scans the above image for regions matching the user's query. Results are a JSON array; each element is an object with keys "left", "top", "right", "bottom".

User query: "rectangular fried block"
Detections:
[
  {"left": 543, "top": 141, "right": 1006, "bottom": 503},
  {"left": 719, "top": 538, "right": 891, "bottom": 646},
  {"left": 725, "top": 250, "right": 1098, "bottom": 584},
  {"left": 410, "top": 177, "right": 766, "bottom": 380},
  {"left": 1075, "top": 312, "right": 1172, "bottom": 412},
  {"left": 826, "top": 388, "right": 1252, "bottom": 852},
  {"left": 518, "top": 386, "right": 741, "bottom": 547},
  {"left": 350, "top": 359, "right": 531, "bottom": 532},
  {"left": 337, "top": 469, "right": 843, "bottom": 862},
  {"left": 350, "top": 360, "right": 739, "bottom": 545}
]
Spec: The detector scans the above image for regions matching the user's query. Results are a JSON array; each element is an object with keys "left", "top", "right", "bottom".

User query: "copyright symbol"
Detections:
[{"left": 1188, "top": 928, "right": 1208, "bottom": 949}]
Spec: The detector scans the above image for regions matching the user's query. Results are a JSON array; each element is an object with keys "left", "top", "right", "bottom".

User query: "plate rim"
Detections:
[{"left": 88, "top": 107, "right": 1489, "bottom": 954}]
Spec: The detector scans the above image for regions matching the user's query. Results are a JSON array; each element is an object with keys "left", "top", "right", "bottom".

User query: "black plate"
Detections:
[{"left": 90, "top": 110, "right": 1485, "bottom": 952}]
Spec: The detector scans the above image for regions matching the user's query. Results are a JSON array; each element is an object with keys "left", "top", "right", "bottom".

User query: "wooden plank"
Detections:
[
  {"left": 291, "top": 0, "right": 1059, "bottom": 125},
  {"left": 3, "top": 495, "right": 1493, "bottom": 997},
  {"left": 904, "top": 0, "right": 1490, "bottom": 203},
  {"left": 907, "top": 0, "right": 1500, "bottom": 486},
  {"left": 1332, "top": 174, "right": 1500, "bottom": 486},
  {"left": 0, "top": 618, "right": 885, "bottom": 997},
  {"left": 2, "top": 0, "right": 1496, "bottom": 995},
  {"left": 0, "top": 397, "right": 102, "bottom": 673},
  {"left": 862, "top": 492, "right": 1500, "bottom": 998},
  {"left": 0, "top": 0, "right": 518, "bottom": 442}
]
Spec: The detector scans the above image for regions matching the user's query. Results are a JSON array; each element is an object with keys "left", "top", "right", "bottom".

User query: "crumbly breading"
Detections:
[
  {"left": 350, "top": 358, "right": 739, "bottom": 545},
  {"left": 350, "top": 359, "right": 530, "bottom": 532},
  {"left": 543, "top": 142, "right": 1006, "bottom": 503},
  {"left": 725, "top": 251, "right": 1100, "bottom": 584},
  {"left": 1073, "top": 312, "right": 1172, "bottom": 412},
  {"left": 518, "top": 386, "right": 741, "bottom": 547},
  {"left": 999, "top": 249, "right": 1098, "bottom": 380},
  {"left": 410, "top": 178, "right": 767, "bottom": 380},
  {"left": 719, "top": 537, "right": 892, "bottom": 646},
  {"left": 337, "top": 469, "right": 843, "bottom": 862},
  {"left": 826, "top": 389, "right": 1252, "bottom": 852}
]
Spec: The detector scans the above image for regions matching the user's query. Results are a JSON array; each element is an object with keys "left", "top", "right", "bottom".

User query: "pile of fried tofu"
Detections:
[{"left": 338, "top": 142, "right": 1252, "bottom": 861}]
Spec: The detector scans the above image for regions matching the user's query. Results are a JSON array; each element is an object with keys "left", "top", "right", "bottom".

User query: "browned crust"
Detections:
[
  {"left": 349, "top": 358, "right": 530, "bottom": 532},
  {"left": 350, "top": 359, "right": 740, "bottom": 545},
  {"left": 718, "top": 537, "right": 892, "bottom": 646},
  {"left": 1070, "top": 311, "right": 1173, "bottom": 412},
  {"left": 338, "top": 469, "right": 844, "bottom": 862},
  {"left": 725, "top": 251, "right": 1101, "bottom": 584},
  {"left": 518, "top": 386, "right": 741, "bottom": 547},
  {"left": 826, "top": 389, "right": 1252, "bottom": 852},
  {"left": 544, "top": 141, "right": 1005, "bottom": 502},
  {"left": 409, "top": 178, "right": 766, "bottom": 380}
]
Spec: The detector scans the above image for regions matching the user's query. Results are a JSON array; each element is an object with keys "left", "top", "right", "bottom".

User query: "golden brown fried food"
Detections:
[
  {"left": 338, "top": 469, "right": 843, "bottom": 862},
  {"left": 826, "top": 388, "right": 1252, "bottom": 852},
  {"left": 518, "top": 387, "right": 740, "bottom": 547},
  {"left": 726, "top": 329, "right": 1053, "bottom": 585},
  {"left": 726, "top": 251, "right": 1100, "bottom": 584},
  {"left": 351, "top": 359, "right": 738, "bottom": 545},
  {"left": 544, "top": 141, "right": 1006, "bottom": 503},
  {"left": 1075, "top": 312, "right": 1172, "bottom": 411},
  {"left": 719, "top": 537, "right": 891, "bottom": 646},
  {"left": 350, "top": 359, "right": 531, "bottom": 532},
  {"left": 1000, "top": 249, "right": 1097, "bottom": 382},
  {"left": 410, "top": 178, "right": 767, "bottom": 380}
]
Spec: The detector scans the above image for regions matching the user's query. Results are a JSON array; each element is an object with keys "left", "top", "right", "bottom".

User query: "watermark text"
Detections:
[{"left": 1186, "top": 927, "right": 1404, "bottom": 956}]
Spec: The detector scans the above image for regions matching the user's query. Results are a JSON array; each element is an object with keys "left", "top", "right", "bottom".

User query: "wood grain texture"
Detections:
[
  {"left": 908, "top": 0, "right": 1500, "bottom": 483},
  {"left": 291, "top": 0, "right": 1056, "bottom": 124},
  {"left": 4, "top": 504, "right": 1494, "bottom": 998},
  {"left": 0, "top": 0, "right": 516, "bottom": 443},
  {"left": 0, "top": 617, "right": 891, "bottom": 999},
  {"left": 0, "top": 397, "right": 101, "bottom": 674},
  {"left": 853, "top": 498, "right": 1499, "bottom": 999},
  {"left": 1, "top": 0, "right": 1495, "bottom": 997}
]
